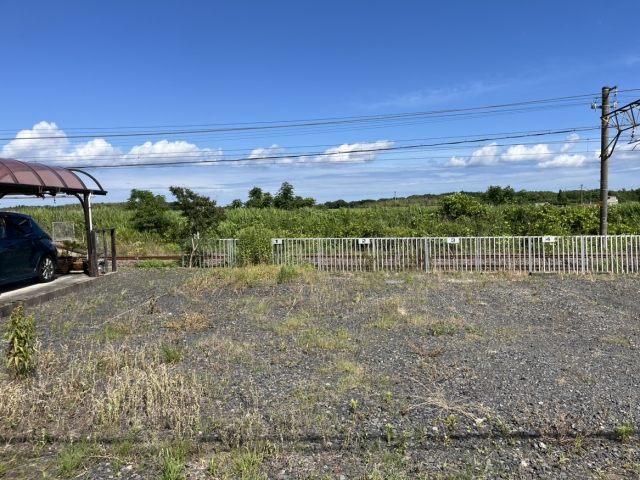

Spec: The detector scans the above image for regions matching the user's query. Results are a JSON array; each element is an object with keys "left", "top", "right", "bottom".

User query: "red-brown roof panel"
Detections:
[{"left": 0, "top": 158, "right": 95, "bottom": 193}]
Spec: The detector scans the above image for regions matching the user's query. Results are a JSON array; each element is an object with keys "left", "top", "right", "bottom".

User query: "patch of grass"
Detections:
[
  {"left": 272, "top": 315, "right": 307, "bottom": 335},
  {"left": 133, "top": 259, "right": 179, "bottom": 268},
  {"left": 162, "top": 344, "right": 183, "bottom": 363},
  {"left": 370, "top": 314, "right": 399, "bottom": 329},
  {"left": 615, "top": 421, "right": 634, "bottom": 442},
  {"left": 164, "top": 312, "right": 209, "bottom": 332},
  {"left": 428, "top": 320, "right": 457, "bottom": 336},
  {"left": 57, "top": 440, "right": 95, "bottom": 478},
  {"left": 298, "top": 326, "right": 353, "bottom": 351},
  {"left": 160, "top": 447, "right": 186, "bottom": 480},
  {"left": 601, "top": 336, "right": 633, "bottom": 347}
]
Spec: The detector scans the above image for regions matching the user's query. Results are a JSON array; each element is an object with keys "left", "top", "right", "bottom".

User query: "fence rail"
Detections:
[
  {"left": 181, "top": 238, "right": 237, "bottom": 268},
  {"left": 271, "top": 236, "right": 640, "bottom": 274},
  {"left": 179, "top": 236, "right": 640, "bottom": 274}
]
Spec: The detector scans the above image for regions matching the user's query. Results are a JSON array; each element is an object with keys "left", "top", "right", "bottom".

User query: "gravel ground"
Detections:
[{"left": 1, "top": 267, "right": 639, "bottom": 479}]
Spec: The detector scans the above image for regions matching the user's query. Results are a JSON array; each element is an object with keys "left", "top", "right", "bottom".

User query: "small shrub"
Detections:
[
  {"left": 4, "top": 303, "right": 38, "bottom": 379},
  {"left": 277, "top": 265, "right": 298, "bottom": 284}
]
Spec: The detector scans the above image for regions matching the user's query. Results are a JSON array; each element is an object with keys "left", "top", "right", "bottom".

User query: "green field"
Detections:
[{"left": 6, "top": 200, "right": 640, "bottom": 255}]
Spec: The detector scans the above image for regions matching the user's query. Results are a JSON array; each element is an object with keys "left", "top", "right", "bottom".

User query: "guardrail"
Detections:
[{"left": 271, "top": 236, "right": 640, "bottom": 274}]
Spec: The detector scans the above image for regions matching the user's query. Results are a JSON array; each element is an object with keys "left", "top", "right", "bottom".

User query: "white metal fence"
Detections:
[
  {"left": 271, "top": 236, "right": 640, "bottom": 274},
  {"left": 181, "top": 238, "right": 237, "bottom": 268}
]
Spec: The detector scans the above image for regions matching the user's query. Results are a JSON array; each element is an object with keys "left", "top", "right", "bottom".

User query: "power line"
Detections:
[{"left": 0, "top": 92, "right": 620, "bottom": 142}]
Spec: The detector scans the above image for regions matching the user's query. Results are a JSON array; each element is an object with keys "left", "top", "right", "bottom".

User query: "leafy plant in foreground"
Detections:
[{"left": 4, "top": 303, "right": 38, "bottom": 379}]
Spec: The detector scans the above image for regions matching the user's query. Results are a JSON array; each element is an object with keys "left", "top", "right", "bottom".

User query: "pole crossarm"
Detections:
[{"left": 602, "top": 98, "right": 640, "bottom": 156}]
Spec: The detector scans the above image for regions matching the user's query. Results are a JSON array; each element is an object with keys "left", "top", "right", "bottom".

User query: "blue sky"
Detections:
[{"left": 2, "top": 1, "right": 640, "bottom": 206}]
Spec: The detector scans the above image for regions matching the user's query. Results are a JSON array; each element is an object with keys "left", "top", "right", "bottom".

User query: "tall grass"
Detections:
[{"left": 7, "top": 202, "right": 640, "bottom": 254}]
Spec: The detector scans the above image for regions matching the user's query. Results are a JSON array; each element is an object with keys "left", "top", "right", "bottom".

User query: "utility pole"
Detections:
[{"left": 599, "top": 86, "right": 611, "bottom": 236}]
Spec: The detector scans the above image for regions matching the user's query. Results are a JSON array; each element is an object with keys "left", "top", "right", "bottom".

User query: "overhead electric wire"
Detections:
[
  {"left": 0, "top": 92, "right": 618, "bottom": 142},
  {"left": 3, "top": 87, "right": 640, "bottom": 136}
]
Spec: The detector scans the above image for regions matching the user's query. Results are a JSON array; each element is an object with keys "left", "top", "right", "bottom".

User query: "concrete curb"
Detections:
[{"left": 0, "top": 273, "right": 118, "bottom": 318}]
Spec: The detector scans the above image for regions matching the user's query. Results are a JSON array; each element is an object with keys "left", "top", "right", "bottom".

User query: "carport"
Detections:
[{"left": 0, "top": 158, "right": 109, "bottom": 277}]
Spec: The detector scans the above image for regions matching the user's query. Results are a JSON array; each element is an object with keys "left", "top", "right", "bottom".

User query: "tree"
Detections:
[
  {"left": 245, "top": 187, "right": 273, "bottom": 208},
  {"left": 169, "top": 186, "right": 226, "bottom": 236},
  {"left": 274, "top": 182, "right": 295, "bottom": 209},
  {"left": 557, "top": 189, "right": 568, "bottom": 205},
  {"left": 169, "top": 186, "right": 227, "bottom": 268},
  {"left": 485, "top": 185, "right": 516, "bottom": 205},
  {"left": 126, "top": 189, "right": 170, "bottom": 234},
  {"left": 229, "top": 199, "right": 244, "bottom": 209}
]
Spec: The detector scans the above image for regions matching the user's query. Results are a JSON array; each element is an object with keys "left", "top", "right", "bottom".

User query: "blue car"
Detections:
[{"left": 0, "top": 212, "right": 57, "bottom": 286}]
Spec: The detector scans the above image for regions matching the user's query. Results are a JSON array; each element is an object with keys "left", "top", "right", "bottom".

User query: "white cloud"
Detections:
[
  {"left": 445, "top": 134, "right": 595, "bottom": 169},
  {"left": 1, "top": 121, "right": 69, "bottom": 159},
  {"left": 1, "top": 121, "right": 223, "bottom": 167},
  {"left": 537, "top": 154, "right": 587, "bottom": 168},
  {"left": 249, "top": 144, "right": 285, "bottom": 160},
  {"left": 446, "top": 142, "right": 501, "bottom": 167},
  {"left": 560, "top": 133, "right": 580, "bottom": 152},
  {"left": 312, "top": 140, "right": 394, "bottom": 164},
  {"left": 501, "top": 143, "right": 553, "bottom": 162}
]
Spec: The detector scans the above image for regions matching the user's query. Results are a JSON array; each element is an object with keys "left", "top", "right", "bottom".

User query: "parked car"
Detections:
[{"left": 0, "top": 212, "right": 57, "bottom": 286}]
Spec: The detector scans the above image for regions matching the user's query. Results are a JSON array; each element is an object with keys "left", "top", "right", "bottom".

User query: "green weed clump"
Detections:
[
  {"left": 276, "top": 265, "right": 298, "bottom": 284},
  {"left": 4, "top": 303, "right": 38, "bottom": 379},
  {"left": 614, "top": 421, "right": 634, "bottom": 442}
]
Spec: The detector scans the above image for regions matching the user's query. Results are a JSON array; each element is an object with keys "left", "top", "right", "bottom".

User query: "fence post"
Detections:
[{"left": 110, "top": 229, "right": 117, "bottom": 273}]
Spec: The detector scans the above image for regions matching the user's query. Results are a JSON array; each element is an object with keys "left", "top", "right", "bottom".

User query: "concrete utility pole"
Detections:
[{"left": 600, "top": 87, "right": 611, "bottom": 236}]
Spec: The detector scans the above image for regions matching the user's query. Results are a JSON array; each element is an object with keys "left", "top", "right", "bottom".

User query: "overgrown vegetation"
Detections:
[
  {"left": 4, "top": 303, "right": 37, "bottom": 379},
  {"left": 7, "top": 185, "right": 640, "bottom": 256}
]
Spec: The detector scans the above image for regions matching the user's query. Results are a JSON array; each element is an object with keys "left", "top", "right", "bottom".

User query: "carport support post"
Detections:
[{"left": 83, "top": 193, "right": 98, "bottom": 277}]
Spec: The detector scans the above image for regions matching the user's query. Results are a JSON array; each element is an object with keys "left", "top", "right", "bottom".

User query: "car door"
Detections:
[
  {"left": 9, "top": 215, "right": 39, "bottom": 273},
  {"left": 2, "top": 215, "right": 32, "bottom": 278},
  {"left": 0, "top": 216, "right": 11, "bottom": 281}
]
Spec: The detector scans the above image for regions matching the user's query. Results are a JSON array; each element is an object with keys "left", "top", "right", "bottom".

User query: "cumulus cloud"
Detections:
[
  {"left": 249, "top": 144, "right": 285, "bottom": 160},
  {"left": 445, "top": 134, "right": 597, "bottom": 169},
  {"left": 1, "top": 121, "right": 222, "bottom": 167},
  {"left": 312, "top": 140, "right": 394, "bottom": 164},
  {"left": 1, "top": 121, "right": 70, "bottom": 160},
  {"left": 537, "top": 154, "right": 587, "bottom": 168},
  {"left": 501, "top": 143, "right": 553, "bottom": 162},
  {"left": 445, "top": 142, "right": 501, "bottom": 167}
]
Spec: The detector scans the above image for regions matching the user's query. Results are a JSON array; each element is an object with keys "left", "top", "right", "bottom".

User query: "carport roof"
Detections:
[{"left": 0, "top": 158, "right": 107, "bottom": 196}]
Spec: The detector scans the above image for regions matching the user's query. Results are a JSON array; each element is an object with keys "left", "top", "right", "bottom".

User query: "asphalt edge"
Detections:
[{"left": 0, "top": 273, "right": 118, "bottom": 318}]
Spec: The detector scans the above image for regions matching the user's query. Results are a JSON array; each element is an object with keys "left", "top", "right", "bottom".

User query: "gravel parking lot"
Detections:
[{"left": 1, "top": 266, "right": 639, "bottom": 479}]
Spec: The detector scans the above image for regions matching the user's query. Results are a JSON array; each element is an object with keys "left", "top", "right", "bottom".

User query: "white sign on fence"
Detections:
[
  {"left": 271, "top": 239, "right": 283, "bottom": 245},
  {"left": 447, "top": 237, "right": 460, "bottom": 244},
  {"left": 358, "top": 238, "right": 370, "bottom": 245},
  {"left": 542, "top": 236, "right": 556, "bottom": 243}
]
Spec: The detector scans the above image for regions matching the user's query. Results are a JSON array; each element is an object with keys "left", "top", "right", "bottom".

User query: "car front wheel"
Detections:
[{"left": 37, "top": 255, "right": 55, "bottom": 283}]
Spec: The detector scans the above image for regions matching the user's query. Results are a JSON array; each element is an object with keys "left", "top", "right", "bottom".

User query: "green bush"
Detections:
[
  {"left": 4, "top": 303, "right": 38, "bottom": 379},
  {"left": 440, "top": 193, "right": 488, "bottom": 220},
  {"left": 236, "top": 226, "right": 274, "bottom": 266},
  {"left": 277, "top": 265, "right": 298, "bottom": 284}
]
